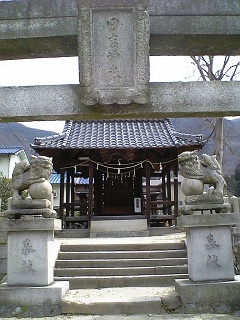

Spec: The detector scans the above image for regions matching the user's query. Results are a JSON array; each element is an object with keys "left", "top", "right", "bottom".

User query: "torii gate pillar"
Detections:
[{"left": 76, "top": 0, "right": 150, "bottom": 106}]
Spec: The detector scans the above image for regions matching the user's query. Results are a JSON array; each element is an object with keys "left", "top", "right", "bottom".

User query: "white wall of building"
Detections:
[
  {"left": 9, "top": 154, "right": 22, "bottom": 178},
  {"left": 0, "top": 153, "right": 26, "bottom": 178},
  {"left": 52, "top": 184, "right": 61, "bottom": 208},
  {"left": 0, "top": 155, "right": 10, "bottom": 177},
  {"left": 0, "top": 149, "right": 27, "bottom": 179}
]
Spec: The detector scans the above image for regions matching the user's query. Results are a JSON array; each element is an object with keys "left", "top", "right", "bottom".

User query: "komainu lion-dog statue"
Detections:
[
  {"left": 178, "top": 151, "right": 230, "bottom": 214},
  {"left": 5, "top": 155, "right": 56, "bottom": 218},
  {"left": 12, "top": 155, "right": 53, "bottom": 201},
  {"left": 178, "top": 150, "right": 226, "bottom": 198}
]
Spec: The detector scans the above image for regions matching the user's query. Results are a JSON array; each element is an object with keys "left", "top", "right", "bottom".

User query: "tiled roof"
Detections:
[
  {"left": 50, "top": 172, "right": 89, "bottom": 185},
  {"left": 0, "top": 146, "right": 24, "bottom": 154},
  {"left": 33, "top": 119, "right": 203, "bottom": 150},
  {"left": 49, "top": 173, "right": 65, "bottom": 184}
]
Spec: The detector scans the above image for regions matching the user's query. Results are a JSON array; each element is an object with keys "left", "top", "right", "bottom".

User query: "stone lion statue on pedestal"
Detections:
[
  {"left": 178, "top": 150, "right": 226, "bottom": 205},
  {"left": 12, "top": 155, "right": 53, "bottom": 201},
  {"left": 5, "top": 155, "right": 56, "bottom": 219}
]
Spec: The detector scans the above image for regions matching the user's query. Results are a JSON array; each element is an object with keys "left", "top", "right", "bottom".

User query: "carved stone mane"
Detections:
[
  {"left": 6, "top": 155, "right": 55, "bottom": 219},
  {"left": 12, "top": 155, "right": 53, "bottom": 201},
  {"left": 178, "top": 151, "right": 226, "bottom": 205}
]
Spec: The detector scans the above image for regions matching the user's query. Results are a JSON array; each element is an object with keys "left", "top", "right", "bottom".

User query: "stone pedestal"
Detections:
[
  {"left": 0, "top": 218, "right": 69, "bottom": 316},
  {"left": 7, "top": 218, "right": 61, "bottom": 286},
  {"left": 0, "top": 217, "right": 8, "bottom": 280},
  {"left": 175, "top": 213, "right": 240, "bottom": 312},
  {"left": 5, "top": 198, "right": 56, "bottom": 219},
  {"left": 178, "top": 213, "right": 238, "bottom": 282},
  {"left": 76, "top": 0, "right": 150, "bottom": 105},
  {"left": 175, "top": 276, "right": 240, "bottom": 312}
]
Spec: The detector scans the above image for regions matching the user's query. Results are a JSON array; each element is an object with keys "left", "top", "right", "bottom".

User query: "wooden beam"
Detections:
[
  {"left": 59, "top": 168, "right": 65, "bottom": 227},
  {"left": 145, "top": 162, "right": 151, "bottom": 227},
  {"left": 173, "top": 164, "right": 179, "bottom": 222},
  {"left": 88, "top": 162, "right": 94, "bottom": 227}
]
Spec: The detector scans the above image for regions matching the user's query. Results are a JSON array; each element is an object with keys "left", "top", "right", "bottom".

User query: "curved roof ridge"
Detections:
[
  {"left": 61, "top": 120, "right": 73, "bottom": 147},
  {"left": 32, "top": 118, "right": 203, "bottom": 150},
  {"left": 162, "top": 118, "right": 181, "bottom": 146},
  {"left": 34, "top": 133, "right": 66, "bottom": 145},
  {"left": 174, "top": 130, "right": 203, "bottom": 141}
]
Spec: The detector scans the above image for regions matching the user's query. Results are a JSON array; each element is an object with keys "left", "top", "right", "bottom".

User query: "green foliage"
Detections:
[
  {"left": 234, "top": 162, "right": 240, "bottom": 197},
  {"left": 224, "top": 174, "right": 235, "bottom": 196},
  {"left": 0, "top": 172, "right": 12, "bottom": 211}
]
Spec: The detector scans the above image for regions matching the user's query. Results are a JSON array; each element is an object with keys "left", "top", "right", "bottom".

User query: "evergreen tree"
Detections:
[
  {"left": 0, "top": 173, "right": 12, "bottom": 211},
  {"left": 233, "top": 162, "right": 240, "bottom": 197}
]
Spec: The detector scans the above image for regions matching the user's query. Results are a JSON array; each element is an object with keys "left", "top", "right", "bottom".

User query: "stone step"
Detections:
[
  {"left": 55, "top": 274, "right": 188, "bottom": 289},
  {"left": 61, "top": 287, "right": 180, "bottom": 315},
  {"left": 90, "top": 231, "right": 149, "bottom": 237},
  {"left": 59, "top": 241, "right": 185, "bottom": 252},
  {"left": 57, "top": 249, "right": 187, "bottom": 260},
  {"left": 56, "top": 229, "right": 90, "bottom": 238},
  {"left": 55, "top": 257, "right": 188, "bottom": 268},
  {"left": 90, "top": 219, "right": 148, "bottom": 234},
  {"left": 56, "top": 226, "right": 182, "bottom": 238},
  {"left": 92, "top": 215, "right": 145, "bottom": 220},
  {"left": 55, "top": 235, "right": 188, "bottom": 291},
  {"left": 55, "top": 265, "right": 188, "bottom": 277}
]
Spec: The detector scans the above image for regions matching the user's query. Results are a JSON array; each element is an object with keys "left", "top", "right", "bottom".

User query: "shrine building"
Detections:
[{"left": 32, "top": 118, "right": 203, "bottom": 232}]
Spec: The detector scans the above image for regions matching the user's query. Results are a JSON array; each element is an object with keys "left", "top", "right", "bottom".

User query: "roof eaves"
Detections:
[
  {"left": 32, "top": 119, "right": 204, "bottom": 150},
  {"left": 174, "top": 131, "right": 204, "bottom": 146},
  {"left": 0, "top": 146, "right": 23, "bottom": 154},
  {"left": 34, "top": 133, "right": 66, "bottom": 146},
  {"left": 162, "top": 119, "right": 181, "bottom": 147},
  {"left": 61, "top": 120, "right": 73, "bottom": 147}
]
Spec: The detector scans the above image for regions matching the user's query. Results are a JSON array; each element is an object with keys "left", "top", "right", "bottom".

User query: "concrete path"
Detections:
[
  {"left": 57, "top": 232, "right": 187, "bottom": 245},
  {"left": 12, "top": 314, "right": 240, "bottom": 320},
  {"left": 61, "top": 286, "right": 177, "bottom": 315}
]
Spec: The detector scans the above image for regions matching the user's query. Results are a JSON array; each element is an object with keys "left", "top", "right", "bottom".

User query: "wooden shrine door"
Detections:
[{"left": 101, "top": 175, "right": 135, "bottom": 215}]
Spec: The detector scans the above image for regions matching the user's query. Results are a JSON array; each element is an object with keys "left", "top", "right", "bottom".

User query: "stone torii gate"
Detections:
[
  {"left": 1, "top": 0, "right": 240, "bottom": 316},
  {"left": 0, "top": 0, "right": 240, "bottom": 121}
]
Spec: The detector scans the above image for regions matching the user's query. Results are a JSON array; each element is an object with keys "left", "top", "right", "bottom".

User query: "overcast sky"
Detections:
[{"left": 0, "top": 56, "right": 196, "bottom": 87}]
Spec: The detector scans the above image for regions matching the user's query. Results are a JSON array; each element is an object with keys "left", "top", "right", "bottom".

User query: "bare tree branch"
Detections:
[
  {"left": 217, "top": 56, "right": 230, "bottom": 80},
  {"left": 190, "top": 55, "right": 240, "bottom": 168},
  {"left": 190, "top": 56, "right": 208, "bottom": 81},
  {"left": 229, "top": 61, "right": 240, "bottom": 81},
  {"left": 223, "top": 138, "right": 239, "bottom": 161}
]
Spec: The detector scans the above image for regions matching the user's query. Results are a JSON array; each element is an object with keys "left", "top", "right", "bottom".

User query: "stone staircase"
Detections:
[{"left": 54, "top": 236, "right": 188, "bottom": 315}]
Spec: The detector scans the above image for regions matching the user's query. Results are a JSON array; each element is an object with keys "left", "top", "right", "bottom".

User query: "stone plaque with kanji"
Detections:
[{"left": 77, "top": 0, "right": 149, "bottom": 105}]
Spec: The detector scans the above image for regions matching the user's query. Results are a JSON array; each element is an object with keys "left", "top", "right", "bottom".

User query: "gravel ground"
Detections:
[{"left": 6, "top": 314, "right": 240, "bottom": 320}]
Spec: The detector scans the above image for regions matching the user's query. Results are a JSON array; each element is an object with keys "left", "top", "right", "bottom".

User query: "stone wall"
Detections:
[
  {"left": 0, "top": 215, "right": 8, "bottom": 281},
  {"left": 228, "top": 196, "right": 240, "bottom": 275}
]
